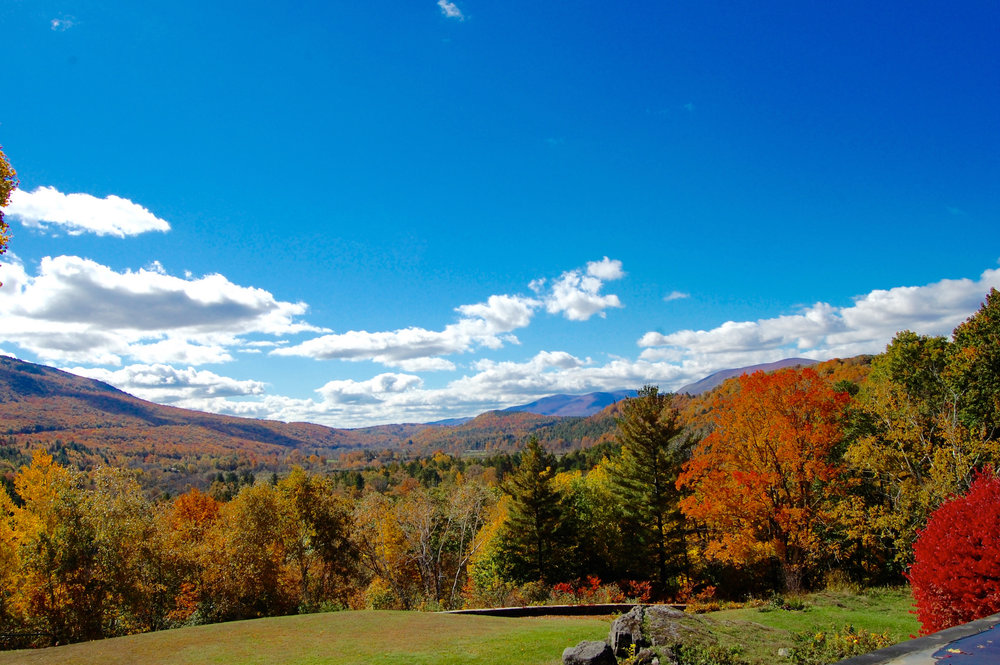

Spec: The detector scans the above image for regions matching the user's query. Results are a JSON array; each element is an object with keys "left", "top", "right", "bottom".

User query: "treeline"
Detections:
[{"left": 1, "top": 289, "right": 997, "bottom": 649}]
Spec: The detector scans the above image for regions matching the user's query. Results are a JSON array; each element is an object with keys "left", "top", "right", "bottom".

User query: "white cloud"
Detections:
[
  {"left": 437, "top": 0, "right": 464, "bottom": 20},
  {"left": 50, "top": 17, "right": 75, "bottom": 31},
  {"left": 545, "top": 261, "right": 624, "bottom": 321},
  {"left": 7, "top": 186, "right": 170, "bottom": 237},
  {"left": 273, "top": 293, "right": 540, "bottom": 366},
  {"left": 317, "top": 373, "right": 423, "bottom": 405},
  {"left": 70, "top": 364, "right": 266, "bottom": 404},
  {"left": 38, "top": 264, "right": 999, "bottom": 429},
  {"left": 586, "top": 256, "right": 625, "bottom": 281},
  {"left": 639, "top": 268, "right": 1000, "bottom": 372},
  {"left": 189, "top": 350, "right": 688, "bottom": 427},
  {"left": 393, "top": 357, "right": 457, "bottom": 372},
  {"left": 274, "top": 259, "right": 624, "bottom": 366},
  {"left": 664, "top": 290, "right": 690, "bottom": 302},
  {"left": 0, "top": 254, "right": 317, "bottom": 365}
]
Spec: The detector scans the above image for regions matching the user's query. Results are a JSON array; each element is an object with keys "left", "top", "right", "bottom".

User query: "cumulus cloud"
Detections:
[
  {"left": 639, "top": 268, "right": 1000, "bottom": 371},
  {"left": 437, "top": 0, "right": 464, "bottom": 19},
  {"left": 0, "top": 254, "right": 317, "bottom": 365},
  {"left": 317, "top": 373, "right": 423, "bottom": 405},
  {"left": 7, "top": 186, "right": 170, "bottom": 237},
  {"left": 274, "top": 258, "right": 625, "bottom": 367},
  {"left": 118, "top": 266, "right": 1000, "bottom": 428},
  {"left": 543, "top": 258, "right": 624, "bottom": 321},
  {"left": 46, "top": 263, "right": 1000, "bottom": 429},
  {"left": 586, "top": 256, "right": 625, "bottom": 281},
  {"left": 273, "top": 293, "right": 540, "bottom": 366},
  {"left": 183, "top": 350, "right": 689, "bottom": 428},
  {"left": 664, "top": 291, "right": 690, "bottom": 302},
  {"left": 70, "top": 364, "right": 267, "bottom": 404}
]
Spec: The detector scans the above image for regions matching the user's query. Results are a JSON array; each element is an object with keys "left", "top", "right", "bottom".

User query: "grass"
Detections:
[
  {"left": 0, "top": 611, "right": 609, "bottom": 665},
  {"left": 688, "top": 587, "right": 920, "bottom": 663},
  {"left": 0, "top": 588, "right": 919, "bottom": 665}
]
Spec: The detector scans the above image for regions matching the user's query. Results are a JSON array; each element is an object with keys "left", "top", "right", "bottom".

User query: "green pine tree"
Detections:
[
  {"left": 610, "top": 385, "right": 690, "bottom": 594},
  {"left": 499, "top": 436, "right": 567, "bottom": 583}
]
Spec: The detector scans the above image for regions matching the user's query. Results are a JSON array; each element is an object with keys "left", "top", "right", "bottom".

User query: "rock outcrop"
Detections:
[
  {"left": 562, "top": 640, "right": 617, "bottom": 665},
  {"left": 564, "top": 604, "right": 710, "bottom": 665},
  {"left": 609, "top": 605, "right": 647, "bottom": 657}
]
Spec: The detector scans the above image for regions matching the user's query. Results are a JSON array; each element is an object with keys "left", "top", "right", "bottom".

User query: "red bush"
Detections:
[{"left": 908, "top": 468, "right": 1000, "bottom": 634}]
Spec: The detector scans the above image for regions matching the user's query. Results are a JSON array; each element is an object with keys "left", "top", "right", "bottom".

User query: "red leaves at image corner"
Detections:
[{"left": 908, "top": 468, "right": 1000, "bottom": 635}]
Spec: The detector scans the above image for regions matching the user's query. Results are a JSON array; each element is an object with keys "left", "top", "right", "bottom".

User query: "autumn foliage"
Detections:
[
  {"left": 908, "top": 468, "right": 1000, "bottom": 634},
  {"left": 678, "top": 368, "right": 850, "bottom": 591},
  {"left": 2, "top": 289, "right": 1000, "bottom": 649}
]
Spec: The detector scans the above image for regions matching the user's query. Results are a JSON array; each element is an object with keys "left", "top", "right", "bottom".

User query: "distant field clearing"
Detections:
[{"left": 0, "top": 611, "right": 610, "bottom": 665}]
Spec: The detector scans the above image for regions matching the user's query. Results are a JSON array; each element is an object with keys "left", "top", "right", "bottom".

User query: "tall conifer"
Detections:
[
  {"left": 500, "top": 436, "right": 565, "bottom": 583},
  {"left": 611, "top": 385, "right": 689, "bottom": 594}
]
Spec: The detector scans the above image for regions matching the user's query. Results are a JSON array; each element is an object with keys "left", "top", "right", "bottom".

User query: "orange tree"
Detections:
[{"left": 677, "top": 368, "right": 850, "bottom": 592}]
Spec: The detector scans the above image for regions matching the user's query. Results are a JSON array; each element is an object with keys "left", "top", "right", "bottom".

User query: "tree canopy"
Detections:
[{"left": 678, "top": 368, "right": 850, "bottom": 592}]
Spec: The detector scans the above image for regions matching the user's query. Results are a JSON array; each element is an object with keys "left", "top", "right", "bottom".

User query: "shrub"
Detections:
[
  {"left": 364, "top": 577, "right": 400, "bottom": 610},
  {"left": 673, "top": 642, "right": 750, "bottom": 665},
  {"left": 623, "top": 579, "right": 653, "bottom": 603},
  {"left": 790, "top": 625, "right": 892, "bottom": 664},
  {"left": 908, "top": 468, "right": 1000, "bottom": 634},
  {"left": 758, "top": 593, "right": 807, "bottom": 612},
  {"left": 546, "top": 577, "right": 626, "bottom": 605}
]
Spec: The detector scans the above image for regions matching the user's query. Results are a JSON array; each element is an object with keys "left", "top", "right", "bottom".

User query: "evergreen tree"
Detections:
[
  {"left": 499, "top": 436, "right": 566, "bottom": 583},
  {"left": 611, "top": 385, "right": 689, "bottom": 594}
]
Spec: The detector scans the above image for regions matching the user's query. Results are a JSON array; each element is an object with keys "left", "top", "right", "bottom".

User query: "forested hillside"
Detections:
[
  {"left": 1, "top": 289, "right": 997, "bottom": 649},
  {"left": 0, "top": 356, "right": 626, "bottom": 492}
]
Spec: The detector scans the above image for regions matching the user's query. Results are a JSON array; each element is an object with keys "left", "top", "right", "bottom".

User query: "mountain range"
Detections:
[
  {"left": 0, "top": 354, "right": 842, "bottom": 492},
  {"left": 676, "top": 358, "right": 819, "bottom": 395}
]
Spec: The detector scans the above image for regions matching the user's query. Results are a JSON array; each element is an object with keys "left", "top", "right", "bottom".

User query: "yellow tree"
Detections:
[
  {"left": 845, "top": 328, "right": 1000, "bottom": 572},
  {"left": 13, "top": 450, "right": 103, "bottom": 643},
  {"left": 0, "top": 483, "right": 21, "bottom": 631},
  {"left": 678, "top": 368, "right": 850, "bottom": 592},
  {"left": 277, "top": 468, "right": 355, "bottom": 609},
  {"left": 351, "top": 490, "right": 415, "bottom": 608},
  {"left": 202, "top": 482, "right": 296, "bottom": 621},
  {"left": 87, "top": 467, "right": 170, "bottom": 635}
]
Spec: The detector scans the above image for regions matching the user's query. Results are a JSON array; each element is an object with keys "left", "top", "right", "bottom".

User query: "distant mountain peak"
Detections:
[
  {"left": 502, "top": 390, "right": 636, "bottom": 417},
  {"left": 676, "top": 358, "right": 819, "bottom": 395}
]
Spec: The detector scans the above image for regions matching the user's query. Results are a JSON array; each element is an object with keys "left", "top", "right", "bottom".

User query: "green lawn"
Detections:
[
  {"left": 0, "top": 611, "right": 609, "bottom": 665},
  {"left": 0, "top": 588, "right": 919, "bottom": 665},
  {"left": 694, "top": 587, "right": 920, "bottom": 663}
]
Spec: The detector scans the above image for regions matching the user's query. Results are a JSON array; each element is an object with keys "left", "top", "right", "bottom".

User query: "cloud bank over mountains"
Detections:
[
  {"left": 3, "top": 185, "right": 998, "bottom": 426},
  {"left": 638, "top": 269, "right": 1000, "bottom": 371},
  {"left": 0, "top": 254, "right": 316, "bottom": 366}
]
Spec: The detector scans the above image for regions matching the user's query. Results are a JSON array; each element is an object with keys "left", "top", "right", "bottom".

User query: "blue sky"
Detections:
[{"left": 1, "top": 1, "right": 997, "bottom": 426}]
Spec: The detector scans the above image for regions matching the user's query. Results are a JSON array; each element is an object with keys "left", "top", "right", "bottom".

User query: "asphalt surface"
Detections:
[{"left": 837, "top": 614, "right": 1000, "bottom": 665}]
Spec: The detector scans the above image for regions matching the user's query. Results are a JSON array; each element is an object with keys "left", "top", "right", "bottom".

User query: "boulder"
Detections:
[
  {"left": 562, "top": 640, "right": 617, "bottom": 665},
  {"left": 609, "top": 605, "right": 647, "bottom": 657},
  {"left": 643, "top": 605, "right": 704, "bottom": 645}
]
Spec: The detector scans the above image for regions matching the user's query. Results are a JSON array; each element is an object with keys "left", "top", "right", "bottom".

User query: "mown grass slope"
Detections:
[
  {"left": 693, "top": 587, "right": 919, "bottom": 663},
  {"left": 0, "top": 588, "right": 919, "bottom": 665},
  {"left": 0, "top": 611, "right": 609, "bottom": 665}
]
